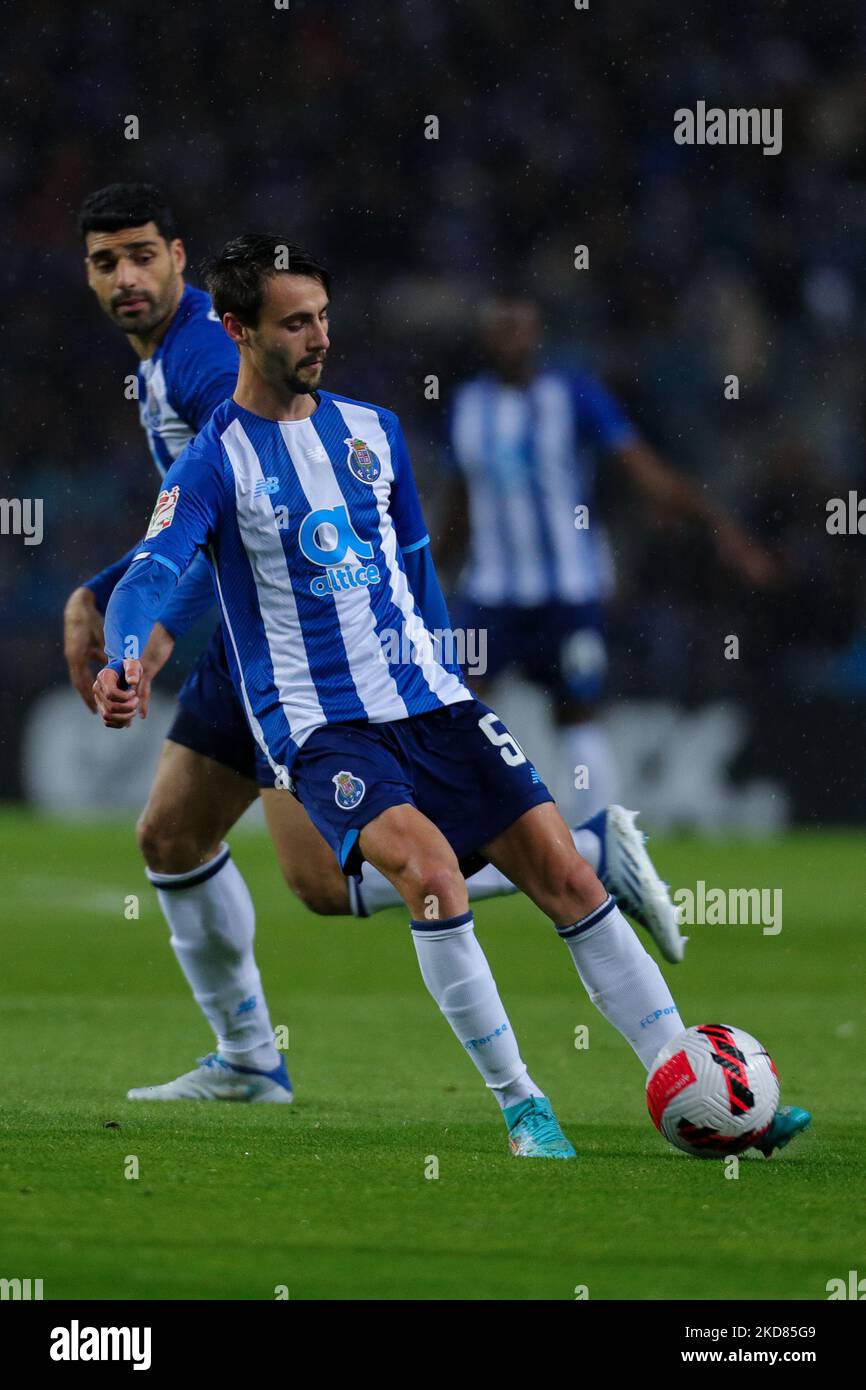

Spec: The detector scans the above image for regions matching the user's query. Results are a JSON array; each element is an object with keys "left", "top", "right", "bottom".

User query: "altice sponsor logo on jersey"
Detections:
[{"left": 299, "top": 504, "right": 381, "bottom": 597}]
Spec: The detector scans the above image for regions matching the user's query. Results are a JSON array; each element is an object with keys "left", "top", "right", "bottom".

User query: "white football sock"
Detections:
[
  {"left": 350, "top": 827, "right": 602, "bottom": 916},
  {"left": 558, "top": 896, "right": 683, "bottom": 1069},
  {"left": 562, "top": 720, "right": 617, "bottom": 820},
  {"left": 147, "top": 845, "right": 280, "bottom": 1072},
  {"left": 410, "top": 911, "right": 543, "bottom": 1110}
]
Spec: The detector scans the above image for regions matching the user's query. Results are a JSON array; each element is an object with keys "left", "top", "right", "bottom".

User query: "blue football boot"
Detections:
[
  {"left": 504, "top": 1096, "right": 577, "bottom": 1159},
  {"left": 754, "top": 1104, "right": 811, "bottom": 1157}
]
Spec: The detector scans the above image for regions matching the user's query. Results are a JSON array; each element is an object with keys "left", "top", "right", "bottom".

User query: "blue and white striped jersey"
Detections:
[
  {"left": 448, "top": 369, "right": 637, "bottom": 607},
  {"left": 85, "top": 283, "right": 238, "bottom": 630},
  {"left": 137, "top": 284, "right": 239, "bottom": 476},
  {"left": 127, "top": 392, "right": 471, "bottom": 777}
]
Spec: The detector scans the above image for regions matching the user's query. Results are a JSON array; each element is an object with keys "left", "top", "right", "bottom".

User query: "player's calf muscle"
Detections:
[
  {"left": 486, "top": 804, "right": 605, "bottom": 926},
  {"left": 543, "top": 854, "right": 606, "bottom": 925},
  {"left": 137, "top": 742, "right": 256, "bottom": 874},
  {"left": 260, "top": 789, "right": 349, "bottom": 915}
]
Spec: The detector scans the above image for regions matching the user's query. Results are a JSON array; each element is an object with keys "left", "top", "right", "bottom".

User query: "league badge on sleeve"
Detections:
[
  {"left": 145, "top": 484, "right": 181, "bottom": 539},
  {"left": 345, "top": 437, "right": 381, "bottom": 484},
  {"left": 332, "top": 770, "right": 366, "bottom": 809}
]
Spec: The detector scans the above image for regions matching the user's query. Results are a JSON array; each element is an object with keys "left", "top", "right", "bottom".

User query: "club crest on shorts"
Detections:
[
  {"left": 345, "top": 437, "right": 381, "bottom": 483},
  {"left": 332, "top": 769, "right": 366, "bottom": 809}
]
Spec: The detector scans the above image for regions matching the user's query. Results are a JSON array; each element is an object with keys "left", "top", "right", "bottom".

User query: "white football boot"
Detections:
[
  {"left": 126, "top": 1052, "right": 293, "bottom": 1103},
  {"left": 595, "top": 805, "right": 687, "bottom": 964}
]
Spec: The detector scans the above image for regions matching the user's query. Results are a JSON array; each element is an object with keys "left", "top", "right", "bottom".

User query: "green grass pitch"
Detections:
[{"left": 1, "top": 807, "right": 863, "bottom": 1300}]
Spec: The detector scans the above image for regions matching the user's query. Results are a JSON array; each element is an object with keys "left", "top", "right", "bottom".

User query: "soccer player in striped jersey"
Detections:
[
  {"left": 442, "top": 296, "right": 777, "bottom": 820},
  {"left": 68, "top": 187, "right": 684, "bottom": 1104},
  {"left": 92, "top": 235, "right": 808, "bottom": 1158}
]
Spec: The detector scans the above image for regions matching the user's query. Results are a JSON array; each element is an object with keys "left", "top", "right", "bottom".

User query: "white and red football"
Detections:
[{"left": 647, "top": 1024, "right": 780, "bottom": 1158}]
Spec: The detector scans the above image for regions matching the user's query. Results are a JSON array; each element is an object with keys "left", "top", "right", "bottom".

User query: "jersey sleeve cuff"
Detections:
[
  {"left": 401, "top": 534, "right": 430, "bottom": 554},
  {"left": 135, "top": 550, "right": 183, "bottom": 578}
]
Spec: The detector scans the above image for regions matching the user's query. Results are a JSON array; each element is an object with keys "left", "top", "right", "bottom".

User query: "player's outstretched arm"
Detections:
[
  {"left": 64, "top": 585, "right": 107, "bottom": 713},
  {"left": 64, "top": 542, "right": 146, "bottom": 711},
  {"left": 156, "top": 551, "right": 216, "bottom": 639},
  {"left": 94, "top": 441, "right": 225, "bottom": 728},
  {"left": 616, "top": 440, "right": 779, "bottom": 587}
]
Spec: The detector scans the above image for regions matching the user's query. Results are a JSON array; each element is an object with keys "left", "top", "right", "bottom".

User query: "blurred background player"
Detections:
[
  {"left": 68, "top": 186, "right": 685, "bottom": 1102},
  {"left": 439, "top": 295, "right": 777, "bottom": 820}
]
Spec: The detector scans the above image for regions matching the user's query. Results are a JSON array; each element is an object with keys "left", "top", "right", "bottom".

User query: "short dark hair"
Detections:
[
  {"left": 79, "top": 182, "right": 177, "bottom": 244},
  {"left": 203, "top": 234, "right": 331, "bottom": 327}
]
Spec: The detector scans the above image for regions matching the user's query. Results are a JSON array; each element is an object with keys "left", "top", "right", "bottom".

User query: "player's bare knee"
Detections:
[
  {"left": 402, "top": 858, "right": 464, "bottom": 918},
  {"left": 136, "top": 810, "right": 216, "bottom": 876}
]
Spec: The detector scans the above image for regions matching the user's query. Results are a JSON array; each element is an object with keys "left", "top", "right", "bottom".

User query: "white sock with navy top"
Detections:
[
  {"left": 410, "top": 910, "right": 544, "bottom": 1111},
  {"left": 147, "top": 845, "right": 281, "bottom": 1073},
  {"left": 557, "top": 895, "right": 683, "bottom": 1069}
]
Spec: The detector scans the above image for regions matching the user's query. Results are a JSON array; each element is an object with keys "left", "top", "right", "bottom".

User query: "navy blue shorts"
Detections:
[
  {"left": 451, "top": 598, "right": 608, "bottom": 704},
  {"left": 168, "top": 628, "right": 271, "bottom": 785},
  {"left": 289, "top": 696, "right": 554, "bottom": 877}
]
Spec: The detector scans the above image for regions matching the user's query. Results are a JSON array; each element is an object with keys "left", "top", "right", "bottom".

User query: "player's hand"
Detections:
[
  {"left": 714, "top": 523, "right": 781, "bottom": 588},
  {"left": 63, "top": 587, "right": 107, "bottom": 713},
  {"left": 92, "top": 660, "right": 143, "bottom": 729},
  {"left": 138, "top": 622, "right": 176, "bottom": 719}
]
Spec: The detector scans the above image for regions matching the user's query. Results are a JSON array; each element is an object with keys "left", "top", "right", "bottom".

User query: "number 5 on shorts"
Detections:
[{"left": 478, "top": 711, "right": 527, "bottom": 767}]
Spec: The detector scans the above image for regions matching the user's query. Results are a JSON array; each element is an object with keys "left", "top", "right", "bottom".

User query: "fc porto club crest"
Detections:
[
  {"left": 332, "top": 769, "right": 366, "bottom": 809},
  {"left": 345, "top": 436, "right": 381, "bottom": 484}
]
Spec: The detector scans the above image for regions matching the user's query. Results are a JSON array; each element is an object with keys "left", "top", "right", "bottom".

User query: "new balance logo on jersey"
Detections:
[
  {"left": 254, "top": 476, "right": 280, "bottom": 497},
  {"left": 299, "top": 504, "right": 381, "bottom": 598}
]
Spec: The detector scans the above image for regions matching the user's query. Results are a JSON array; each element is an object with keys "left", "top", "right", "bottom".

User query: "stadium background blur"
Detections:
[{"left": 3, "top": 0, "right": 865, "bottom": 820}]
